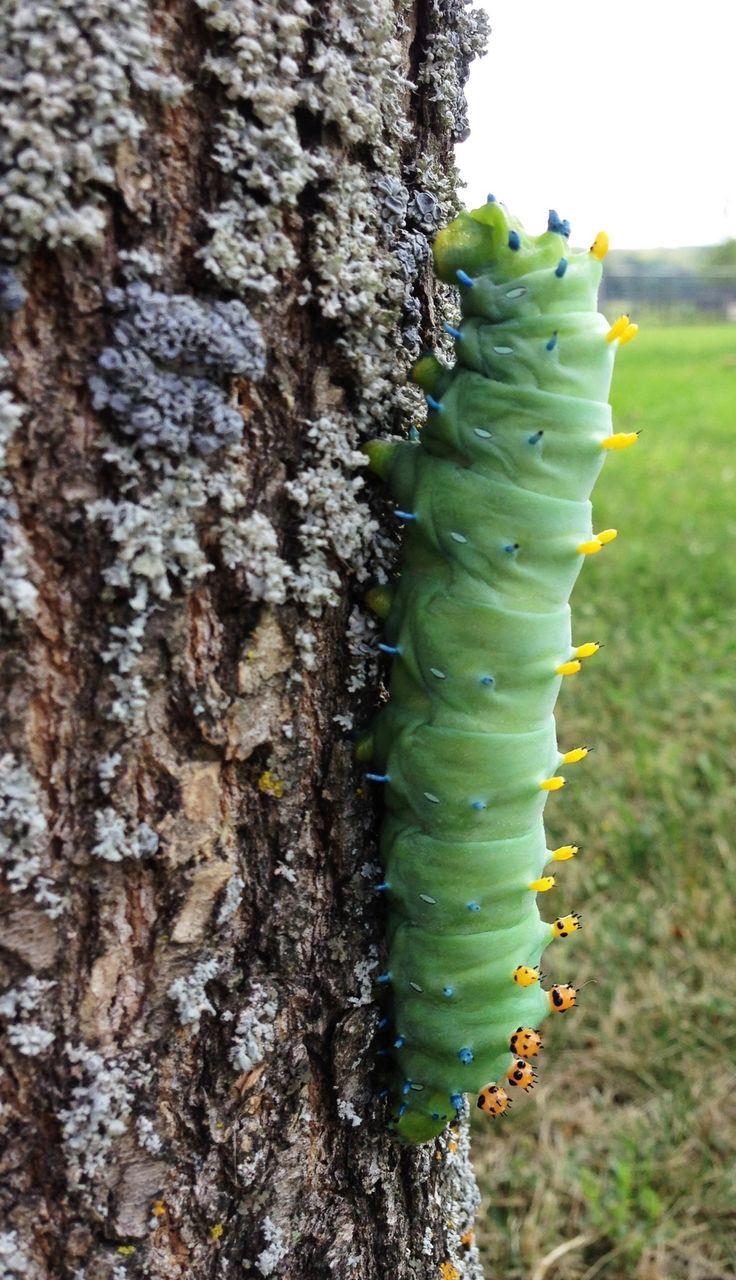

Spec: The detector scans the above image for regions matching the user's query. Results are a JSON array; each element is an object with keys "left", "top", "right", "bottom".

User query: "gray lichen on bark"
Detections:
[{"left": 0, "top": 0, "right": 490, "bottom": 1276}]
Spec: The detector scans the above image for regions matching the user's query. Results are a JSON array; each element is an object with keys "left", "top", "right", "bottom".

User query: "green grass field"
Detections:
[{"left": 473, "top": 326, "right": 736, "bottom": 1280}]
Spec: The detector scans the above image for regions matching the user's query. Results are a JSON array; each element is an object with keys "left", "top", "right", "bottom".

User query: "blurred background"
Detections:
[{"left": 459, "top": 5, "right": 736, "bottom": 1278}]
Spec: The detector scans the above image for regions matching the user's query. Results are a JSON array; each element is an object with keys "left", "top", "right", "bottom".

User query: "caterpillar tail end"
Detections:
[{"left": 387, "top": 1091, "right": 453, "bottom": 1144}]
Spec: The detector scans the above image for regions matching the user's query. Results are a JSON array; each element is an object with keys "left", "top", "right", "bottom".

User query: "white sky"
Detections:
[{"left": 459, "top": 1, "right": 736, "bottom": 249}]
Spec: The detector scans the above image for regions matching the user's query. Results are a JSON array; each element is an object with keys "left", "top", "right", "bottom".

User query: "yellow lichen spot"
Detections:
[
  {"left": 529, "top": 876, "right": 555, "bottom": 892},
  {"left": 152, "top": 1200, "right": 166, "bottom": 1218},
  {"left": 245, "top": 649, "right": 256, "bottom": 660},
  {"left": 539, "top": 775, "right": 565, "bottom": 792},
  {"left": 447, "top": 1139, "right": 459, "bottom": 1153},
  {"left": 577, "top": 538, "right": 602, "bottom": 555},
  {"left": 601, "top": 431, "right": 639, "bottom": 450},
  {"left": 556, "top": 659, "right": 581, "bottom": 676},
  {"left": 440, "top": 1263, "right": 461, "bottom": 1280},
  {"left": 258, "top": 770, "right": 284, "bottom": 799},
  {"left": 210, "top": 1223, "right": 224, "bottom": 1242},
  {"left": 117, "top": 1246, "right": 136, "bottom": 1256},
  {"left": 551, "top": 844, "right": 578, "bottom": 861},
  {"left": 461, "top": 1228, "right": 475, "bottom": 1248},
  {"left": 590, "top": 230, "right": 609, "bottom": 260},
  {"left": 605, "top": 313, "right": 630, "bottom": 343},
  {"left": 618, "top": 322, "right": 639, "bottom": 346},
  {"left": 574, "top": 642, "right": 600, "bottom": 659},
  {"left": 562, "top": 747, "right": 589, "bottom": 765},
  {"left": 597, "top": 528, "right": 618, "bottom": 544}
]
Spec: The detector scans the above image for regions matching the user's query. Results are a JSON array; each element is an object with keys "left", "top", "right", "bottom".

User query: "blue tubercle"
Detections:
[
  {"left": 455, "top": 269, "right": 475, "bottom": 287},
  {"left": 546, "top": 331, "right": 559, "bottom": 351},
  {"left": 458, "top": 1047, "right": 474, "bottom": 1064},
  {"left": 378, "top": 643, "right": 400, "bottom": 656},
  {"left": 486, "top": 193, "right": 496, "bottom": 203},
  {"left": 426, "top": 395, "right": 443, "bottom": 412},
  {"left": 394, "top": 509, "right": 417, "bottom": 521},
  {"left": 555, "top": 257, "right": 568, "bottom": 278},
  {"left": 444, "top": 323, "right": 462, "bottom": 339},
  {"left": 547, "top": 210, "right": 571, "bottom": 237},
  {"left": 508, "top": 230, "right": 521, "bottom": 251}
]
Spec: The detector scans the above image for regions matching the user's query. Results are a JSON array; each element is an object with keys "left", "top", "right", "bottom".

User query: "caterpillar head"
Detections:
[
  {"left": 506, "top": 1058, "right": 537, "bottom": 1090},
  {"left": 433, "top": 197, "right": 580, "bottom": 286},
  {"left": 476, "top": 1083, "right": 510, "bottom": 1117},
  {"left": 549, "top": 983, "right": 578, "bottom": 1012},
  {"left": 509, "top": 1026, "right": 543, "bottom": 1058},
  {"left": 551, "top": 912, "right": 582, "bottom": 939}
]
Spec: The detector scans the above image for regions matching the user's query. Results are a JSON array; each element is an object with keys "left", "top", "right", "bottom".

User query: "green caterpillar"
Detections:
[{"left": 360, "top": 197, "right": 638, "bottom": 1145}]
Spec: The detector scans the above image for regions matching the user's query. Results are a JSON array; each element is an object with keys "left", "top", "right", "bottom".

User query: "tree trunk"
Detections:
[{"left": 0, "top": 0, "right": 489, "bottom": 1276}]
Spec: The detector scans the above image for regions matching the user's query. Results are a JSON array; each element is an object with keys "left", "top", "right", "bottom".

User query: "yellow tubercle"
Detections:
[
  {"left": 551, "top": 912, "right": 582, "bottom": 938},
  {"left": 574, "top": 642, "right": 600, "bottom": 659},
  {"left": 562, "top": 747, "right": 589, "bottom": 764},
  {"left": 577, "top": 538, "right": 602, "bottom": 555},
  {"left": 556, "top": 659, "right": 581, "bottom": 676},
  {"left": 513, "top": 964, "right": 541, "bottom": 987},
  {"left": 551, "top": 844, "right": 578, "bottom": 861},
  {"left": 605, "top": 314, "right": 630, "bottom": 343},
  {"left": 597, "top": 528, "right": 618, "bottom": 544},
  {"left": 618, "top": 322, "right": 639, "bottom": 346},
  {"left": 529, "top": 876, "right": 555, "bottom": 892},
  {"left": 210, "top": 1224, "right": 224, "bottom": 1242},
  {"left": 601, "top": 431, "right": 639, "bottom": 450},
  {"left": 539, "top": 775, "right": 565, "bottom": 792},
  {"left": 590, "top": 231, "right": 609, "bottom": 260}
]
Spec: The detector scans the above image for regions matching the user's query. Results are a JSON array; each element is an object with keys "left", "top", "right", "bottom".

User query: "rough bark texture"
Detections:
[{"left": 0, "top": 1, "right": 489, "bottom": 1276}]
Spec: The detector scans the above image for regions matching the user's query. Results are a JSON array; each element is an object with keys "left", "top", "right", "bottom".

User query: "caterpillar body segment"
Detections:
[{"left": 365, "top": 199, "right": 632, "bottom": 1143}]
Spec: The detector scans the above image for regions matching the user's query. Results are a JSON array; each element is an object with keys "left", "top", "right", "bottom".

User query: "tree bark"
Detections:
[{"left": 0, "top": 1, "right": 489, "bottom": 1276}]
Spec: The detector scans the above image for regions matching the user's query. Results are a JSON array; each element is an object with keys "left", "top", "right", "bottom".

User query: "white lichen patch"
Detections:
[
  {"left": 0, "top": 1231, "right": 35, "bottom": 1279},
  {"left": 0, "top": 753, "right": 64, "bottom": 917},
  {"left": 347, "top": 946, "right": 379, "bottom": 1007},
  {"left": 91, "top": 807, "right": 159, "bottom": 862},
  {"left": 254, "top": 1217, "right": 289, "bottom": 1278},
  {"left": 418, "top": 1, "right": 489, "bottom": 140},
  {"left": 0, "top": 0, "right": 183, "bottom": 255},
  {"left": 0, "top": 361, "right": 37, "bottom": 622},
  {"left": 216, "top": 873, "right": 244, "bottom": 926},
  {"left": 336, "top": 1098, "right": 362, "bottom": 1127},
  {"left": 168, "top": 957, "right": 221, "bottom": 1030},
  {"left": 229, "top": 981, "right": 278, "bottom": 1073},
  {"left": 0, "top": 976, "right": 56, "bottom": 1058},
  {"left": 135, "top": 1114, "right": 163, "bottom": 1155},
  {"left": 58, "top": 1044, "right": 135, "bottom": 1199}
]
